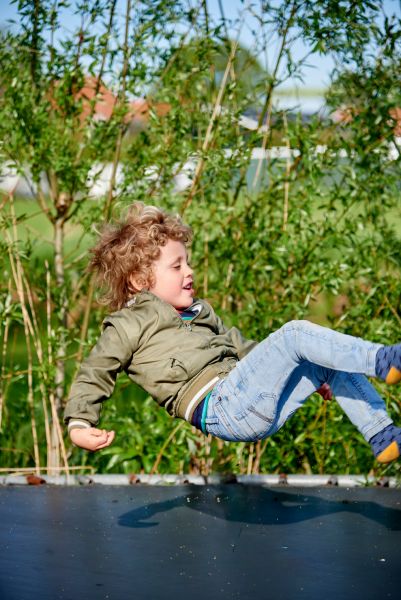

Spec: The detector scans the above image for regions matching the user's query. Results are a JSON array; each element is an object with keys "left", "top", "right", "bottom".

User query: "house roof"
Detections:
[
  {"left": 332, "top": 105, "right": 401, "bottom": 136},
  {"left": 52, "top": 75, "right": 171, "bottom": 126}
]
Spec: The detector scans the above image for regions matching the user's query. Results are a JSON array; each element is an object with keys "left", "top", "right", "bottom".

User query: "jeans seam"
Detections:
[
  {"left": 366, "top": 344, "right": 382, "bottom": 377},
  {"left": 215, "top": 401, "right": 238, "bottom": 439},
  {"left": 272, "top": 324, "right": 352, "bottom": 368},
  {"left": 364, "top": 417, "right": 393, "bottom": 441},
  {"left": 335, "top": 371, "right": 390, "bottom": 440}
]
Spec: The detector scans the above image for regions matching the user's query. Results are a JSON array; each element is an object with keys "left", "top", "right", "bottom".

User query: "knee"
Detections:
[
  {"left": 278, "top": 320, "right": 315, "bottom": 347},
  {"left": 281, "top": 319, "right": 312, "bottom": 334}
]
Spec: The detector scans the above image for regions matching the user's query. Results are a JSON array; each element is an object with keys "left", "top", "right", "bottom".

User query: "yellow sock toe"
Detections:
[
  {"left": 377, "top": 441, "right": 400, "bottom": 463},
  {"left": 385, "top": 367, "right": 401, "bottom": 385}
]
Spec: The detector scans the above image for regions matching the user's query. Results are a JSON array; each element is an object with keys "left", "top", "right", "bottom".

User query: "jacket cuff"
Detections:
[{"left": 67, "top": 419, "right": 92, "bottom": 432}]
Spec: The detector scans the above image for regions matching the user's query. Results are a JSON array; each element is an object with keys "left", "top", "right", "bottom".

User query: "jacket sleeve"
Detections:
[
  {"left": 64, "top": 321, "right": 133, "bottom": 428},
  {"left": 214, "top": 312, "right": 258, "bottom": 359}
]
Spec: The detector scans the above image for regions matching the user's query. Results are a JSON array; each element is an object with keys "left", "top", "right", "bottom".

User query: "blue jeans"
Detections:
[{"left": 204, "top": 320, "right": 392, "bottom": 443}]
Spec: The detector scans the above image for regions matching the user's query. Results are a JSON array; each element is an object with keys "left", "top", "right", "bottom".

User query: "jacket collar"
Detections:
[{"left": 124, "top": 290, "right": 202, "bottom": 313}]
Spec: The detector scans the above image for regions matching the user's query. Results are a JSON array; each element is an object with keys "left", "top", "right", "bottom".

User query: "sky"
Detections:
[{"left": 0, "top": 0, "right": 399, "bottom": 113}]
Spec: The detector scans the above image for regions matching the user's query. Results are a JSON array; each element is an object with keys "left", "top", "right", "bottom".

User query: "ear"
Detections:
[{"left": 129, "top": 274, "right": 148, "bottom": 293}]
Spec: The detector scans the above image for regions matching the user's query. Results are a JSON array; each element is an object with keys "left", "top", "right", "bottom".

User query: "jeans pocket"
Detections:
[{"left": 234, "top": 392, "right": 277, "bottom": 424}]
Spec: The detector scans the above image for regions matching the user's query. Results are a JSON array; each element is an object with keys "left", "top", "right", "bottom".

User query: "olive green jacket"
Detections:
[{"left": 64, "top": 291, "right": 257, "bottom": 430}]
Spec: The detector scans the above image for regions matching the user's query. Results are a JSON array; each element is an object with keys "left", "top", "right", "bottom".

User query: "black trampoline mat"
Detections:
[{"left": 0, "top": 484, "right": 400, "bottom": 600}]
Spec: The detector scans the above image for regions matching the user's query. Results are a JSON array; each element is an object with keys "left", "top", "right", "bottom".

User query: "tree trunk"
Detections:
[{"left": 47, "top": 213, "right": 67, "bottom": 474}]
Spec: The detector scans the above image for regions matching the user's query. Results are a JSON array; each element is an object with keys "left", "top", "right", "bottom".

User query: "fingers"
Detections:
[
  {"left": 93, "top": 431, "right": 115, "bottom": 450},
  {"left": 91, "top": 428, "right": 109, "bottom": 438},
  {"left": 69, "top": 427, "right": 115, "bottom": 452},
  {"left": 90, "top": 429, "right": 115, "bottom": 450}
]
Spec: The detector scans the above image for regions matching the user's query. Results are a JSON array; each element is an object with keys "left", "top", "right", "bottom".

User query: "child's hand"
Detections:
[{"left": 69, "top": 427, "right": 115, "bottom": 452}]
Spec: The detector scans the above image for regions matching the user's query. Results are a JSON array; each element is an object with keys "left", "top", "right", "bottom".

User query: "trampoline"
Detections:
[{"left": 0, "top": 481, "right": 400, "bottom": 599}]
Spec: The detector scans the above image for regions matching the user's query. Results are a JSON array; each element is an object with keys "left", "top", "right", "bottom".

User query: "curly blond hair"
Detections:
[{"left": 89, "top": 202, "right": 192, "bottom": 310}]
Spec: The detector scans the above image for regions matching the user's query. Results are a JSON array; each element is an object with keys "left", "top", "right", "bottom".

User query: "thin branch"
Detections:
[
  {"left": 234, "top": 1, "right": 297, "bottom": 199},
  {"left": 104, "top": 0, "right": 132, "bottom": 220},
  {"left": 75, "top": 0, "right": 118, "bottom": 165},
  {"left": 181, "top": 37, "right": 240, "bottom": 214},
  {"left": 156, "top": 5, "right": 203, "bottom": 86}
]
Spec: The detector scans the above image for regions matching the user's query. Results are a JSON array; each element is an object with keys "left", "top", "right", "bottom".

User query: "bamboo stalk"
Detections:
[
  {"left": 246, "top": 443, "right": 255, "bottom": 475},
  {"left": 75, "top": 277, "right": 96, "bottom": 369},
  {"left": 22, "top": 269, "right": 52, "bottom": 462},
  {"left": 221, "top": 263, "right": 234, "bottom": 310},
  {"left": 49, "top": 399, "right": 71, "bottom": 480},
  {"left": 45, "top": 261, "right": 70, "bottom": 478},
  {"left": 43, "top": 263, "right": 70, "bottom": 478},
  {"left": 251, "top": 100, "right": 273, "bottom": 190},
  {"left": 0, "top": 280, "right": 11, "bottom": 430},
  {"left": 203, "top": 434, "right": 213, "bottom": 476},
  {"left": 6, "top": 198, "right": 71, "bottom": 477},
  {"left": 282, "top": 112, "right": 291, "bottom": 231},
  {"left": 6, "top": 198, "right": 41, "bottom": 474},
  {"left": 150, "top": 421, "right": 185, "bottom": 475},
  {"left": 252, "top": 439, "right": 271, "bottom": 474},
  {"left": 49, "top": 216, "right": 64, "bottom": 473},
  {"left": 21, "top": 266, "right": 71, "bottom": 479},
  {"left": 203, "top": 234, "right": 209, "bottom": 298},
  {"left": 321, "top": 396, "right": 327, "bottom": 475}
]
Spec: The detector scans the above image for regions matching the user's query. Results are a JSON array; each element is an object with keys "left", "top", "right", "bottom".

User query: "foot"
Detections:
[
  {"left": 369, "top": 424, "right": 401, "bottom": 463},
  {"left": 375, "top": 345, "right": 401, "bottom": 384}
]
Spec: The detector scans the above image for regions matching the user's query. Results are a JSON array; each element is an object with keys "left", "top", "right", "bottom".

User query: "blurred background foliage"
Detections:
[{"left": 0, "top": 0, "right": 400, "bottom": 478}]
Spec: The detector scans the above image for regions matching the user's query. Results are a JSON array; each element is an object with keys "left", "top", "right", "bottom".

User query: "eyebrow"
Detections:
[
  {"left": 168, "top": 256, "right": 183, "bottom": 265},
  {"left": 168, "top": 255, "right": 189, "bottom": 266}
]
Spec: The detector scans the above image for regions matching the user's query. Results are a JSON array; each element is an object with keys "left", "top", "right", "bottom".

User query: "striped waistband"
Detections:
[
  {"left": 173, "top": 359, "right": 235, "bottom": 422},
  {"left": 184, "top": 376, "right": 219, "bottom": 421},
  {"left": 191, "top": 394, "right": 209, "bottom": 432}
]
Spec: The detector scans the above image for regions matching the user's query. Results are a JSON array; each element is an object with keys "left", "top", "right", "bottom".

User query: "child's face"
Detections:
[{"left": 148, "top": 239, "right": 194, "bottom": 309}]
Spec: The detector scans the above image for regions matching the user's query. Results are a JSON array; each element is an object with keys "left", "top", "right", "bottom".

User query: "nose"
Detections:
[{"left": 185, "top": 262, "right": 193, "bottom": 277}]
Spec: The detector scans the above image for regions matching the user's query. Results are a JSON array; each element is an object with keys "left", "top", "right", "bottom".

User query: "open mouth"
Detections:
[{"left": 183, "top": 282, "right": 193, "bottom": 290}]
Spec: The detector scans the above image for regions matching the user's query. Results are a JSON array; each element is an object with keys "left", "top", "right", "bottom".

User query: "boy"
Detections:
[{"left": 65, "top": 202, "right": 401, "bottom": 464}]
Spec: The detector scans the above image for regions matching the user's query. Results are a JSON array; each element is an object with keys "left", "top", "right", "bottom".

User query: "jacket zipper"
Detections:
[
  {"left": 183, "top": 302, "right": 203, "bottom": 331},
  {"left": 170, "top": 301, "right": 203, "bottom": 332},
  {"left": 135, "top": 292, "right": 202, "bottom": 332}
]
